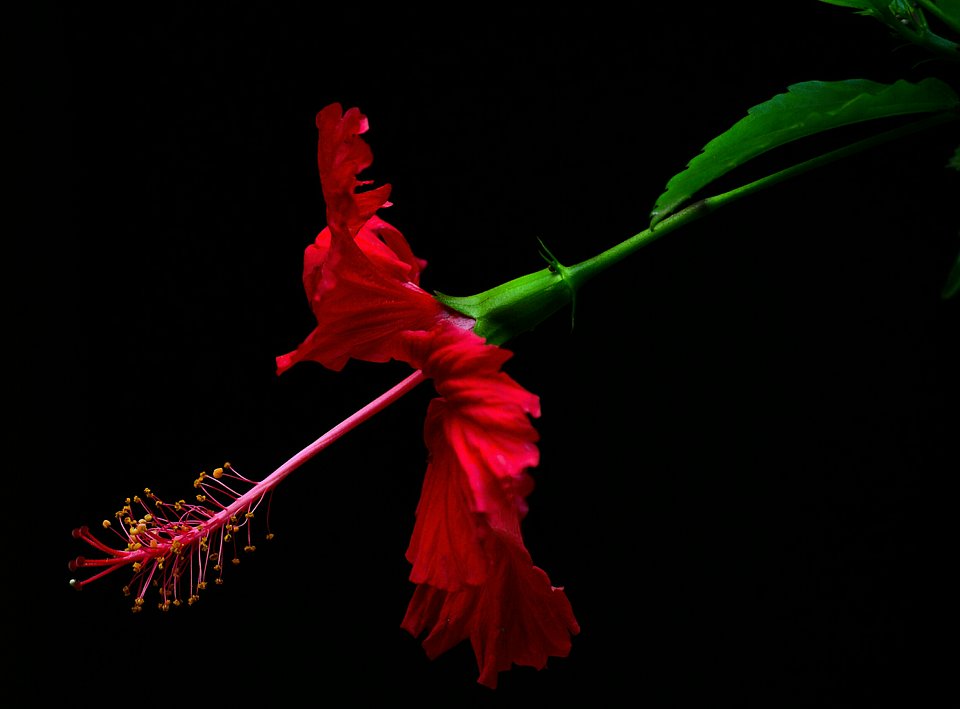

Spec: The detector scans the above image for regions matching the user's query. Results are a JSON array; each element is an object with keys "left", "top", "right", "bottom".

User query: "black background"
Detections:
[{"left": 34, "top": 2, "right": 959, "bottom": 705}]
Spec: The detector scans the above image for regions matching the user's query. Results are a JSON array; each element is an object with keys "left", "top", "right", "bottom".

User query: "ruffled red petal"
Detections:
[
  {"left": 398, "top": 322, "right": 578, "bottom": 687},
  {"left": 404, "top": 397, "right": 490, "bottom": 591},
  {"left": 277, "top": 107, "right": 441, "bottom": 374},
  {"left": 277, "top": 217, "right": 441, "bottom": 373},
  {"left": 401, "top": 532, "right": 580, "bottom": 690},
  {"left": 399, "top": 324, "right": 540, "bottom": 526},
  {"left": 315, "top": 103, "right": 392, "bottom": 238},
  {"left": 399, "top": 324, "right": 540, "bottom": 592}
]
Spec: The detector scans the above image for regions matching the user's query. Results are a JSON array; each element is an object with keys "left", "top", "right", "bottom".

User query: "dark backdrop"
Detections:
[{"left": 40, "top": 3, "right": 959, "bottom": 706}]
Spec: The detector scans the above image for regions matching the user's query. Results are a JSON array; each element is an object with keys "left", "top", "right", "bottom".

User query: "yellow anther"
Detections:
[
  {"left": 159, "top": 601, "right": 171, "bottom": 612},
  {"left": 196, "top": 494, "right": 207, "bottom": 502},
  {"left": 244, "top": 545, "right": 256, "bottom": 553},
  {"left": 198, "top": 581, "right": 208, "bottom": 591},
  {"left": 143, "top": 514, "right": 153, "bottom": 523},
  {"left": 174, "top": 500, "right": 184, "bottom": 511},
  {"left": 132, "top": 562, "right": 142, "bottom": 573},
  {"left": 215, "top": 578, "right": 223, "bottom": 585},
  {"left": 213, "top": 467, "right": 224, "bottom": 479},
  {"left": 265, "top": 533, "right": 275, "bottom": 541},
  {"left": 122, "top": 586, "right": 131, "bottom": 597},
  {"left": 132, "top": 495, "right": 141, "bottom": 504},
  {"left": 244, "top": 512, "right": 254, "bottom": 520},
  {"left": 171, "top": 540, "right": 183, "bottom": 554},
  {"left": 209, "top": 552, "right": 219, "bottom": 562},
  {"left": 224, "top": 533, "right": 232, "bottom": 542},
  {"left": 173, "top": 599, "right": 182, "bottom": 607},
  {"left": 150, "top": 540, "right": 158, "bottom": 548},
  {"left": 102, "top": 520, "right": 112, "bottom": 529},
  {"left": 213, "top": 564, "right": 222, "bottom": 572},
  {"left": 232, "top": 558, "right": 240, "bottom": 566}
]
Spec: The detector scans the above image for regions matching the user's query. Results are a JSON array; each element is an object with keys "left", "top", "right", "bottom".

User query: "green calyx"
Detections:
[{"left": 435, "top": 246, "right": 581, "bottom": 346}]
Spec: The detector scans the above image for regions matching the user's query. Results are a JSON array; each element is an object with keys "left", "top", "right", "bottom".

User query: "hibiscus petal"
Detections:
[
  {"left": 405, "top": 398, "right": 489, "bottom": 591},
  {"left": 277, "top": 109, "right": 443, "bottom": 374},
  {"left": 360, "top": 216, "right": 427, "bottom": 285},
  {"left": 402, "top": 532, "right": 579, "bottom": 690},
  {"left": 315, "top": 103, "right": 391, "bottom": 237},
  {"left": 399, "top": 324, "right": 540, "bottom": 523}
]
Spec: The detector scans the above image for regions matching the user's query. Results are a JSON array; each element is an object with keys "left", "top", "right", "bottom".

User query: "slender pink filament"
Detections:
[{"left": 198, "top": 369, "right": 426, "bottom": 532}]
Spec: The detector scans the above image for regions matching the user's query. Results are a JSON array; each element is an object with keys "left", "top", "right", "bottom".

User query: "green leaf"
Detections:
[
  {"left": 650, "top": 78, "right": 960, "bottom": 226},
  {"left": 942, "top": 250, "right": 960, "bottom": 299}
]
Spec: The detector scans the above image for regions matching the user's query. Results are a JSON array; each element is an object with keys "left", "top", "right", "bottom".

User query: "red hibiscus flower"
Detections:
[{"left": 276, "top": 103, "right": 579, "bottom": 688}]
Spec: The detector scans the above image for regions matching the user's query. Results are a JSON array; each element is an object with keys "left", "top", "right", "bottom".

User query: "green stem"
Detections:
[
  {"left": 868, "top": 1, "right": 960, "bottom": 62},
  {"left": 916, "top": 0, "right": 960, "bottom": 38},
  {"left": 565, "top": 111, "right": 959, "bottom": 289},
  {"left": 438, "top": 110, "right": 957, "bottom": 344}
]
